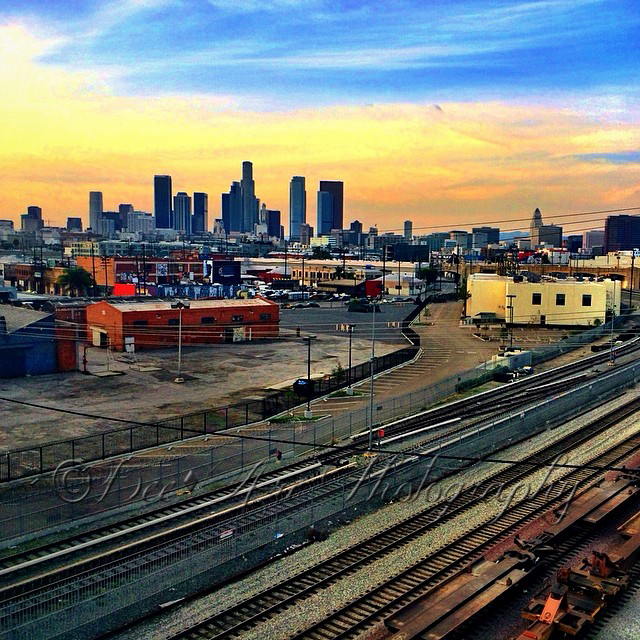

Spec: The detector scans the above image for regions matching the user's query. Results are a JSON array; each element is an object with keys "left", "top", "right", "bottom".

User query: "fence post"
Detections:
[
  {"left": 203, "top": 412, "right": 207, "bottom": 434},
  {"left": 130, "top": 428, "right": 134, "bottom": 452},
  {"left": 245, "top": 404, "right": 249, "bottom": 425},
  {"left": 39, "top": 446, "right": 43, "bottom": 474},
  {"left": 181, "top": 417, "right": 184, "bottom": 440},
  {"left": 225, "top": 407, "right": 229, "bottom": 429}
]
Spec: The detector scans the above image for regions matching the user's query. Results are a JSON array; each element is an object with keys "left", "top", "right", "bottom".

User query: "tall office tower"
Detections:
[
  {"left": 319, "top": 180, "right": 344, "bottom": 231},
  {"left": 538, "top": 224, "right": 563, "bottom": 247},
  {"left": 89, "top": 191, "right": 103, "bottom": 231},
  {"left": 265, "top": 209, "right": 281, "bottom": 238},
  {"left": 154, "top": 175, "right": 173, "bottom": 229},
  {"left": 259, "top": 202, "right": 268, "bottom": 225},
  {"left": 66, "top": 217, "right": 83, "bottom": 232},
  {"left": 530, "top": 207, "right": 543, "bottom": 245},
  {"left": 193, "top": 192, "right": 208, "bottom": 234},
  {"left": 317, "top": 190, "right": 334, "bottom": 235},
  {"left": 404, "top": 220, "right": 413, "bottom": 241},
  {"left": 472, "top": 226, "right": 500, "bottom": 245},
  {"left": 21, "top": 206, "right": 44, "bottom": 233},
  {"left": 604, "top": 215, "right": 640, "bottom": 252},
  {"left": 566, "top": 235, "right": 583, "bottom": 252},
  {"left": 584, "top": 229, "right": 605, "bottom": 250},
  {"left": 222, "top": 181, "right": 242, "bottom": 233},
  {"left": 299, "top": 223, "right": 313, "bottom": 246},
  {"left": 118, "top": 204, "right": 134, "bottom": 230},
  {"left": 173, "top": 192, "right": 192, "bottom": 234},
  {"left": 241, "top": 161, "right": 258, "bottom": 232},
  {"left": 289, "top": 176, "right": 306, "bottom": 242}
]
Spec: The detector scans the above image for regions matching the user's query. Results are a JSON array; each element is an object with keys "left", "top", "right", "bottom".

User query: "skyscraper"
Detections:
[
  {"left": 265, "top": 209, "right": 281, "bottom": 238},
  {"left": 154, "top": 175, "right": 173, "bottom": 229},
  {"left": 289, "top": 176, "right": 306, "bottom": 242},
  {"left": 241, "top": 161, "right": 258, "bottom": 232},
  {"left": 173, "top": 192, "right": 192, "bottom": 234},
  {"left": 193, "top": 192, "right": 208, "bottom": 234},
  {"left": 317, "top": 190, "right": 334, "bottom": 235},
  {"left": 118, "top": 204, "right": 133, "bottom": 230},
  {"left": 530, "top": 207, "right": 543, "bottom": 245},
  {"left": 404, "top": 220, "right": 413, "bottom": 241},
  {"left": 222, "top": 181, "right": 242, "bottom": 233},
  {"left": 319, "top": 180, "right": 344, "bottom": 231},
  {"left": 604, "top": 215, "right": 640, "bottom": 252},
  {"left": 21, "top": 206, "right": 43, "bottom": 233},
  {"left": 89, "top": 191, "right": 103, "bottom": 231}
]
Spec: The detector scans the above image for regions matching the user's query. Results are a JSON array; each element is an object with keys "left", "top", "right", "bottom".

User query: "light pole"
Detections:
[
  {"left": 304, "top": 335, "right": 316, "bottom": 418},
  {"left": 368, "top": 299, "right": 378, "bottom": 450},
  {"left": 347, "top": 324, "right": 355, "bottom": 395},
  {"left": 629, "top": 251, "right": 636, "bottom": 310},
  {"left": 172, "top": 301, "right": 190, "bottom": 383},
  {"left": 506, "top": 294, "right": 516, "bottom": 349}
]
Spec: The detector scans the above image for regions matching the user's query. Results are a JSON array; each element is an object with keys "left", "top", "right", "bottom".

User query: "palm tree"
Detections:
[{"left": 57, "top": 267, "right": 94, "bottom": 297}]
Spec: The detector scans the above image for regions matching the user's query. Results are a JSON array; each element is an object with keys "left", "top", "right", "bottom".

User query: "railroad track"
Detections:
[
  {"left": 164, "top": 396, "right": 640, "bottom": 640},
  {"left": 3, "top": 337, "right": 626, "bottom": 581},
  {"left": 288, "top": 431, "right": 640, "bottom": 640}
]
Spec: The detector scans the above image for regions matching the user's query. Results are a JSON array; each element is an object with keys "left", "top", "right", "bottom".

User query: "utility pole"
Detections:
[
  {"left": 301, "top": 254, "right": 305, "bottom": 291},
  {"left": 506, "top": 293, "right": 516, "bottom": 349},
  {"left": 304, "top": 335, "right": 316, "bottom": 418},
  {"left": 347, "top": 324, "right": 355, "bottom": 394},
  {"left": 629, "top": 251, "right": 636, "bottom": 310},
  {"left": 91, "top": 243, "right": 97, "bottom": 297},
  {"left": 368, "top": 299, "right": 377, "bottom": 450},
  {"left": 172, "top": 301, "right": 190, "bottom": 383},
  {"left": 284, "top": 240, "right": 288, "bottom": 279},
  {"left": 382, "top": 244, "right": 387, "bottom": 296}
]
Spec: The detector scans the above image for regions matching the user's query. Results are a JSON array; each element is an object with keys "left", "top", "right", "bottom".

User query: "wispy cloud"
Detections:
[{"left": 574, "top": 151, "right": 640, "bottom": 164}]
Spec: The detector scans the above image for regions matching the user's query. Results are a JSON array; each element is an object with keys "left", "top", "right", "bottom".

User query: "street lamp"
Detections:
[
  {"left": 171, "top": 301, "right": 190, "bottom": 383},
  {"left": 347, "top": 324, "right": 355, "bottom": 395},
  {"left": 304, "top": 335, "right": 316, "bottom": 418}
]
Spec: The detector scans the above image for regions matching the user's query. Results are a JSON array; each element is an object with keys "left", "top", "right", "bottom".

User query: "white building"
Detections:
[{"left": 467, "top": 273, "right": 621, "bottom": 326}]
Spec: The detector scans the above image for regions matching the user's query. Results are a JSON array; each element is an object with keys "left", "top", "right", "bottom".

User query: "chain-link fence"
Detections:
[{"left": 3, "top": 358, "right": 638, "bottom": 640}]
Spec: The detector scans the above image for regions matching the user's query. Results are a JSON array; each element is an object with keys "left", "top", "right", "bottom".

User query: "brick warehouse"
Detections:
[{"left": 85, "top": 297, "right": 279, "bottom": 351}]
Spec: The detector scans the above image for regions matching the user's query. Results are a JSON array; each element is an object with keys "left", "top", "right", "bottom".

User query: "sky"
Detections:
[{"left": 1, "top": 0, "right": 639, "bottom": 235}]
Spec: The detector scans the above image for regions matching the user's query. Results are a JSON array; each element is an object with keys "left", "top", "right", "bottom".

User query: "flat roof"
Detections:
[{"left": 107, "top": 297, "right": 275, "bottom": 312}]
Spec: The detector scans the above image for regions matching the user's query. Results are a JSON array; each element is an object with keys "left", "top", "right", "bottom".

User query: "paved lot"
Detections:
[{"left": 0, "top": 319, "right": 402, "bottom": 451}]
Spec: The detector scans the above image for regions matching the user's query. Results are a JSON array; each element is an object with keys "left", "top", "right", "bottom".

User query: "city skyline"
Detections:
[{"left": 0, "top": 1, "right": 638, "bottom": 233}]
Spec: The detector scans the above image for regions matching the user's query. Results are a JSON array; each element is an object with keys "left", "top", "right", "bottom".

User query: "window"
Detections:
[
  {"left": 132, "top": 320, "right": 148, "bottom": 326},
  {"left": 531, "top": 293, "right": 541, "bottom": 305},
  {"left": 556, "top": 293, "right": 565, "bottom": 306},
  {"left": 232, "top": 315, "right": 244, "bottom": 322},
  {"left": 201, "top": 316, "right": 215, "bottom": 325},
  {"left": 582, "top": 294, "right": 592, "bottom": 307},
  {"left": 260, "top": 313, "right": 271, "bottom": 321},
  {"left": 168, "top": 318, "right": 179, "bottom": 326}
]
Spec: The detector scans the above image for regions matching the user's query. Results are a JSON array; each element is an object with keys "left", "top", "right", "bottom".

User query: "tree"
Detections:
[
  {"left": 57, "top": 267, "right": 94, "bottom": 296},
  {"left": 312, "top": 246, "right": 331, "bottom": 260}
]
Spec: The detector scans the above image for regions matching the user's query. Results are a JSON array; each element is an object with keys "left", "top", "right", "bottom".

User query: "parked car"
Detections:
[{"left": 305, "top": 302, "right": 320, "bottom": 308}]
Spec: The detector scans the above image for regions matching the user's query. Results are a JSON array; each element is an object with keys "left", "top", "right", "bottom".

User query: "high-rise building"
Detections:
[
  {"left": 289, "top": 176, "right": 306, "bottom": 242},
  {"left": 299, "top": 223, "right": 313, "bottom": 245},
  {"left": 241, "top": 161, "right": 258, "bottom": 232},
  {"left": 530, "top": 207, "right": 543, "bottom": 245},
  {"left": 404, "top": 220, "right": 413, "bottom": 241},
  {"left": 154, "top": 175, "right": 173, "bottom": 229},
  {"left": 472, "top": 226, "right": 500, "bottom": 245},
  {"left": 21, "top": 206, "right": 43, "bottom": 233},
  {"left": 66, "top": 217, "right": 83, "bottom": 232},
  {"left": 118, "top": 204, "right": 133, "bottom": 230},
  {"left": 89, "top": 191, "right": 103, "bottom": 231},
  {"left": 265, "top": 209, "right": 281, "bottom": 238},
  {"left": 127, "top": 211, "right": 155, "bottom": 234},
  {"left": 222, "top": 181, "right": 242, "bottom": 233},
  {"left": 193, "top": 192, "right": 208, "bottom": 234},
  {"left": 173, "top": 192, "right": 192, "bottom": 234},
  {"left": 538, "top": 224, "right": 563, "bottom": 247},
  {"left": 605, "top": 215, "right": 640, "bottom": 253},
  {"left": 317, "top": 190, "right": 334, "bottom": 235},
  {"left": 584, "top": 229, "right": 605, "bottom": 250},
  {"left": 318, "top": 180, "right": 343, "bottom": 231},
  {"left": 565, "top": 235, "right": 583, "bottom": 252}
]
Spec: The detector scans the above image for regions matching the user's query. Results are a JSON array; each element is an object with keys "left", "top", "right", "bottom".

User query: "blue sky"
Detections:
[
  {"left": 1, "top": 0, "right": 639, "bottom": 229},
  {"left": 6, "top": 0, "right": 640, "bottom": 106}
]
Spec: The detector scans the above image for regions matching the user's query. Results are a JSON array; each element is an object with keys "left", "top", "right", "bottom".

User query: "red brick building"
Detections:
[{"left": 85, "top": 297, "right": 279, "bottom": 351}]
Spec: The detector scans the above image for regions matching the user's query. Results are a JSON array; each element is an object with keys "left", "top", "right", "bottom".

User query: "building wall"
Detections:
[
  {"left": 86, "top": 299, "right": 280, "bottom": 351},
  {"left": 467, "top": 274, "right": 621, "bottom": 326},
  {"left": 0, "top": 316, "right": 58, "bottom": 378}
]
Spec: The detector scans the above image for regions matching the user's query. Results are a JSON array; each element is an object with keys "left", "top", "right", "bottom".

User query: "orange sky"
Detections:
[{"left": 1, "top": 23, "right": 639, "bottom": 235}]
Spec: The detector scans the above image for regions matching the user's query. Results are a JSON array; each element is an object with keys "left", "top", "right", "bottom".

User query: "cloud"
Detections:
[{"left": 574, "top": 151, "right": 640, "bottom": 164}]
